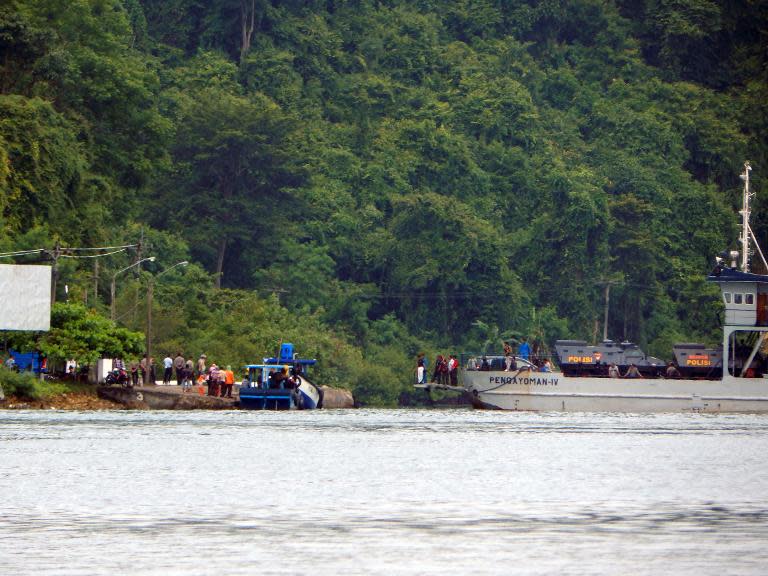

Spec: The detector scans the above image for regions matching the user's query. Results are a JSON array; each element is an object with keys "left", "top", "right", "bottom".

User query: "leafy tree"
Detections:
[
  {"left": 161, "top": 85, "right": 306, "bottom": 287},
  {"left": 39, "top": 303, "right": 144, "bottom": 365},
  {"left": 0, "top": 96, "right": 84, "bottom": 236}
]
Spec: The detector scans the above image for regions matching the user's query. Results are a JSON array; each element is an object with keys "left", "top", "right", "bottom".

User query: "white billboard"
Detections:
[{"left": 0, "top": 264, "right": 52, "bottom": 331}]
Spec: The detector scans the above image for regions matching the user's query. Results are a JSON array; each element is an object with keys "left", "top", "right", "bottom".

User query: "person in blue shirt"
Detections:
[{"left": 517, "top": 338, "right": 531, "bottom": 361}]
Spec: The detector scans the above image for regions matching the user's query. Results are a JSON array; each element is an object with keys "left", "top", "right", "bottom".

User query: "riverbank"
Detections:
[
  {"left": 1, "top": 387, "right": 122, "bottom": 410},
  {"left": 1, "top": 380, "right": 355, "bottom": 410}
]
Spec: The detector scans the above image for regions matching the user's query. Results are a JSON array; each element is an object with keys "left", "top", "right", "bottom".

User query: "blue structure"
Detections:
[
  {"left": 9, "top": 349, "right": 45, "bottom": 374},
  {"left": 238, "top": 343, "right": 322, "bottom": 410}
]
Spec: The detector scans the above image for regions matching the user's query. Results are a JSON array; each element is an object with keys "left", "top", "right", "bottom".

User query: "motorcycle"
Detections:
[{"left": 105, "top": 368, "right": 130, "bottom": 387}]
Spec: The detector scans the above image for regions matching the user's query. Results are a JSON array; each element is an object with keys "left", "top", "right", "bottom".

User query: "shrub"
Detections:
[
  {"left": 0, "top": 369, "right": 40, "bottom": 399},
  {"left": 0, "top": 369, "right": 68, "bottom": 400}
]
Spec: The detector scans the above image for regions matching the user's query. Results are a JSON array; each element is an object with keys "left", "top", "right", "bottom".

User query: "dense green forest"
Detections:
[{"left": 1, "top": 0, "right": 766, "bottom": 404}]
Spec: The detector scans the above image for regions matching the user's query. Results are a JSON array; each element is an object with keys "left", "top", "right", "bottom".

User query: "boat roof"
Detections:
[
  {"left": 707, "top": 267, "right": 768, "bottom": 284},
  {"left": 246, "top": 361, "right": 316, "bottom": 370},
  {"left": 263, "top": 357, "right": 316, "bottom": 365}
]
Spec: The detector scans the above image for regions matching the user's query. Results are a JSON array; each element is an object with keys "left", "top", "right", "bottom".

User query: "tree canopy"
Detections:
[{"left": 1, "top": 0, "right": 766, "bottom": 403}]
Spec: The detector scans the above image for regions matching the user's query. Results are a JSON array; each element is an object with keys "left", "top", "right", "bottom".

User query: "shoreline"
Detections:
[
  {"left": 1, "top": 382, "right": 356, "bottom": 410},
  {"left": 1, "top": 389, "right": 123, "bottom": 410}
]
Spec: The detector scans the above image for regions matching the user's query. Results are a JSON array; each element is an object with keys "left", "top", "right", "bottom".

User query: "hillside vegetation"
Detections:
[{"left": 1, "top": 0, "right": 766, "bottom": 404}]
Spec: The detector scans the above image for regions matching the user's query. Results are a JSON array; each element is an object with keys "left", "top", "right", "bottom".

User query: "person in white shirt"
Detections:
[
  {"left": 163, "top": 355, "right": 173, "bottom": 385},
  {"left": 447, "top": 355, "right": 459, "bottom": 386}
]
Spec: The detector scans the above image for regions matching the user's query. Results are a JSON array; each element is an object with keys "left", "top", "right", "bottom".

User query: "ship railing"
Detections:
[{"left": 459, "top": 353, "right": 558, "bottom": 372}]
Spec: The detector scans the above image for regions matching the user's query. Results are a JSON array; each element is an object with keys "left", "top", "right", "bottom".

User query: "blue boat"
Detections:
[{"left": 238, "top": 343, "right": 322, "bottom": 410}]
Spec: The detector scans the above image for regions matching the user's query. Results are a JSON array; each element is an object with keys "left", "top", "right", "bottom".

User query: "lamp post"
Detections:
[
  {"left": 111, "top": 257, "right": 156, "bottom": 321},
  {"left": 145, "top": 261, "right": 188, "bottom": 385}
]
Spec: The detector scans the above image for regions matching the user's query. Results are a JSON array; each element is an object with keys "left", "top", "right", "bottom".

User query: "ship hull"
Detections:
[{"left": 464, "top": 369, "right": 768, "bottom": 413}]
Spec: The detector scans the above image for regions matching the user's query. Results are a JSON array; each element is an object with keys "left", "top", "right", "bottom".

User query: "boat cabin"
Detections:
[{"left": 239, "top": 343, "right": 318, "bottom": 409}]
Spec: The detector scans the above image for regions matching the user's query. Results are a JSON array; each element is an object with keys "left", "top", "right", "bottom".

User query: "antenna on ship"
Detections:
[
  {"left": 738, "top": 161, "right": 768, "bottom": 273},
  {"left": 739, "top": 161, "right": 752, "bottom": 272}
]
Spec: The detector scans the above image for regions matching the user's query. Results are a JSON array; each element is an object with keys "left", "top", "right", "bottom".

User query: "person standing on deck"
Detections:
[
  {"left": 448, "top": 355, "right": 459, "bottom": 386},
  {"left": 431, "top": 355, "right": 442, "bottom": 384},
  {"left": 416, "top": 353, "right": 427, "bottom": 384},
  {"left": 504, "top": 341, "right": 514, "bottom": 371},
  {"left": 518, "top": 338, "right": 531, "bottom": 361}
]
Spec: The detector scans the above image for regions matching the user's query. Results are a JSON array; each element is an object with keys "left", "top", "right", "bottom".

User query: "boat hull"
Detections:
[
  {"left": 464, "top": 369, "right": 768, "bottom": 413},
  {"left": 238, "top": 377, "right": 321, "bottom": 410}
]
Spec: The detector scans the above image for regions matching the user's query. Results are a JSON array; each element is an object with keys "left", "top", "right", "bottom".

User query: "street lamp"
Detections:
[
  {"left": 145, "top": 261, "right": 188, "bottom": 385},
  {"left": 111, "top": 257, "right": 156, "bottom": 321}
]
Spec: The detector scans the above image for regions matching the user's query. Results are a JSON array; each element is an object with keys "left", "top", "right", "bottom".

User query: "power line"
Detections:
[
  {"left": 0, "top": 249, "right": 46, "bottom": 258},
  {"left": 59, "top": 248, "right": 130, "bottom": 259},
  {"left": 0, "top": 244, "right": 139, "bottom": 259},
  {"left": 67, "top": 244, "right": 139, "bottom": 251}
]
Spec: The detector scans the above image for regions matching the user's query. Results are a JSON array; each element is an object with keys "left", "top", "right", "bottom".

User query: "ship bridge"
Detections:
[
  {"left": 707, "top": 266, "right": 768, "bottom": 326},
  {"left": 708, "top": 262, "right": 768, "bottom": 379}
]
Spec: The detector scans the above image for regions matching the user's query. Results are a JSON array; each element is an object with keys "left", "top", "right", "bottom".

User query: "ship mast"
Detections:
[
  {"left": 740, "top": 161, "right": 752, "bottom": 272},
  {"left": 738, "top": 161, "right": 768, "bottom": 273}
]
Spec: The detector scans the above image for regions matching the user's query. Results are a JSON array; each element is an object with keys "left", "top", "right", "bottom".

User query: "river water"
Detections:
[{"left": 1, "top": 409, "right": 767, "bottom": 575}]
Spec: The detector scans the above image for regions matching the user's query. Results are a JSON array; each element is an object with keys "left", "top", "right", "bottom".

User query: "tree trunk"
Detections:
[
  {"left": 240, "top": 0, "right": 257, "bottom": 64},
  {"left": 215, "top": 235, "right": 228, "bottom": 289}
]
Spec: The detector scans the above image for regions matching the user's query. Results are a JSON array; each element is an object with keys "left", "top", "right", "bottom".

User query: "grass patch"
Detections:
[{"left": 0, "top": 369, "right": 70, "bottom": 400}]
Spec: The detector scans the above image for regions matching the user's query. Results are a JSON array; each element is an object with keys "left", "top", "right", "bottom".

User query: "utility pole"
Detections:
[
  {"left": 93, "top": 259, "right": 99, "bottom": 306},
  {"left": 134, "top": 228, "right": 144, "bottom": 324},
  {"left": 50, "top": 241, "right": 61, "bottom": 306},
  {"left": 603, "top": 282, "right": 611, "bottom": 342},
  {"left": 145, "top": 279, "right": 153, "bottom": 385}
]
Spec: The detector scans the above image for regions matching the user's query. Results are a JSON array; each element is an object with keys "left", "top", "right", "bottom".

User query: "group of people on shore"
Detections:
[
  {"left": 161, "top": 353, "right": 235, "bottom": 397},
  {"left": 201, "top": 362, "right": 236, "bottom": 398},
  {"left": 116, "top": 356, "right": 155, "bottom": 386},
  {"left": 115, "top": 353, "right": 234, "bottom": 396}
]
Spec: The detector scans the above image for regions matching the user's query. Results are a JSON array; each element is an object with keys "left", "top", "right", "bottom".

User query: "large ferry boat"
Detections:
[{"left": 464, "top": 162, "right": 768, "bottom": 413}]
